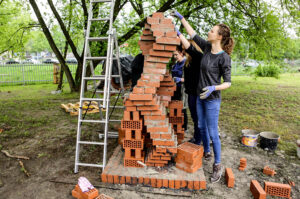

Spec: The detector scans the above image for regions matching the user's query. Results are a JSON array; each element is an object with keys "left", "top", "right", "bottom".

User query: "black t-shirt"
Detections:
[
  {"left": 184, "top": 45, "right": 202, "bottom": 95},
  {"left": 193, "top": 34, "right": 231, "bottom": 100}
]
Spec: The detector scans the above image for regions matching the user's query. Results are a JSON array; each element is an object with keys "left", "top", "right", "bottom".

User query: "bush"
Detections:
[{"left": 253, "top": 62, "right": 282, "bottom": 79}]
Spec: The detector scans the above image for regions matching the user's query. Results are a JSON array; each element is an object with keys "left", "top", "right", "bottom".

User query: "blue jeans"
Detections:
[
  {"left": 187, "top": 94, "right": 201, "bottom": 143},
  {"left": 196, "top": 97, "right": 221, "bottom": 164}
]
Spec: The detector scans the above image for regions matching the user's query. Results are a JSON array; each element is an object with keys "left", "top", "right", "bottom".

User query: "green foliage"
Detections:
[
  {"left": 253, "top": 62, "right": 282, "bottom": 79},
  {"left": 0, "top": 0, "right": 34, "bottom": 56}
]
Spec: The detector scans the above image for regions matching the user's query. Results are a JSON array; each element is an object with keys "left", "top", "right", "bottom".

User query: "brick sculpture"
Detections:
[
  {"left": 263, "top": 166, "right": 276, "bottom": 177},
  {"left": 264, "top": 181, "right": 291, "bottom": 198},
  {"left": 225, "top": 168, "right": 235, "bottom": 188},
  {"left": 250, "top": 180, "right": 267, "bottom": 199},
  {"left": 175, "top": 142, "right": 204, "bottom": 173},
  {"left": 120, "top": 12, "right": 182, "bottom": 168},
  {"left": 239, "top": 158, "right": 247, "bottom": 171}
]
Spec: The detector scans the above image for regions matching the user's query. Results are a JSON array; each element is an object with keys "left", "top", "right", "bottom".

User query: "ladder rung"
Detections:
[
  {"left": 83, "top": 77, "right": 105, "bottom": 80},
  {"left": 90, "top": 18, "right": 110, "bottom": 21},
  {"left": 85, "top": 57, "right": 117, "bottom": 60},
  {"left": 91, "top": 0, "right": 112, "bottom": 3},
  {"left": 76, "top": 163, "right": 104, "bottom": 168},
  {"left": 81, "top": 98, "right": 104, "bottom": 101},
  {"left": 88, "top": 37, "right": 109, "bottom": 41},
  {"left": 79, "top": 119, "right": 120, "bottom": 123},
  {"left": 96, "top": 90, "right": 121, "bottom": 94},
  {"left": 78, "top": 141, "right": 105, "bottom": 145}
]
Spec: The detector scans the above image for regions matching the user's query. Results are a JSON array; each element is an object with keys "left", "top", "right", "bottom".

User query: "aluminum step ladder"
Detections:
[{"left": 74, "top": 0, "right": 124, "bottom": 173}]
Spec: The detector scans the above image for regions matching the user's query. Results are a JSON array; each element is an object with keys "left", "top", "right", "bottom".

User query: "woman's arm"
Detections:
[
  {"left": 181, "top": 18, "right": 197, "bottom": 38},
  {"left": 179, "top": 34, "right": 190, "bottom": 49},
  {"left": 215, "top": 82, "right": 231, "bottom": 91}
]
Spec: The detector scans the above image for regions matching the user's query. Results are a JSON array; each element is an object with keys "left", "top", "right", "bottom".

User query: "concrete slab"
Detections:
[{"left": 101, "top": 145, "right": 206, "bottom": 190}]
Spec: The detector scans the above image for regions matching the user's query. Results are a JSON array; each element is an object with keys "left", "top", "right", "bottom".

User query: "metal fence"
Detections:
[{"left": 0, "top": 64, "right": 77, "bottom": 86}]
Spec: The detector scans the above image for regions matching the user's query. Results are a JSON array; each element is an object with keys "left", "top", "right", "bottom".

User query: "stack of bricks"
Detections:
[
  {"left": 263, "top": 166, "right": 276, "bottom": 176},
  {"left": 264, "top": 182, "right": 291, "bottom": 198},
  {"left": 121, "top": 12, "right": 182, "bottom": 168},
  {"left": 239, "top": 158, "right": 247, "bottom": 171},
  {"left": 121, "top": 108, "right": 145, "bottom": 168},
  {"left": 175, "top": 142, "right": 204, "bottom": 173},
  {"left": 168, "top": 100, "right": 185, "bottom": 144}
]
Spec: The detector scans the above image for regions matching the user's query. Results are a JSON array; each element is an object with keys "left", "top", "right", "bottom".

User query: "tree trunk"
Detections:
[{"left": 29, "top": 0, "right": 77, "bottom": 92}]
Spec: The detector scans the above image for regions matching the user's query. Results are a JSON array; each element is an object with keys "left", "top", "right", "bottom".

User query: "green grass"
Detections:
[
  {"left": 0, "top": 73, "right": 299, "bottom": 157},
  {"left": 220, "top": 73, "right": 300, "bottom": 156}
]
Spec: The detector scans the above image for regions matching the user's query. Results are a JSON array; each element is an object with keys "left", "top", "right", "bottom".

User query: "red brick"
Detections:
[
  {"left": 150, "top": 178, "right": 157, "bottom": 187},
  {"left": 165, "top": 45, "right": 177, "bottom": 51},
  {"left": 101, "top": 173, "right": 107, "bottom": 183},
  {"left": 153, "top": 30, "right": 164, "bottom": 37},
  {"left": 113, "top": 175, "right": 119, "bottom": 184},
  {"left": 150, "top": 133, "right": 160, "bottom": 139},
  {"left": 156, "top": 179, "right": 162, "bottom": 188},
  {"left": 175, "top": 180, "right": 181, "bottom": 189},
  {"left": 147, "top": 56, "right": 170, "bottom": 63},
  {"left": 156, "top": 37, "right": 180, "bottom": 45},
  {"left": 138, "top": 177, "right": 143, "bottom": 184},
  {"left": 144, "top": 61, "right": 167, "bottom": 69},
  {"left": 156, "top": 147, "right": 167, "bottom": 153},
  {"left": 187, "top": 181, "right": 193, "bottom": 189},
  {"left": 144, "top": 67, "right": 166, "bottom": 74},
  {"left": 165, "top": 31, "right": 177, "bottom": 37},
  {"left": 263, "top": 166, "right": 276, "bottom": 176},
  {"left": 194, "top": 181, "right": 200, "bottom": 190},
  {"left": 225, "top": 168, "right": 235, "bottom": 188},
  {"left": 149, "top": 49, "right": 173, "bottom": 58},
  {"left": 144, "top": 177, "right": 150, "bottom": 185},
  {"left": 119, "top": 176, "right": 125, "bottom": 184},
  {"left": 264, "top": 181, "right": 291, "bottom": 198},
  {"left": 162, "top": 179, "right": 168, "bottom": 187},
  {"left": 71, "top": 189, "right": 79, "bottom": 198},
  {"left": 142, "top": 29, "right": 152, "bottom": 35},
  {"left": 132, "top": 177, "right": 137, "bottom": 185},
  {"left": 132, "top": 87, "right": 144, "bottom": 94},
  {"left": 145, "top": 87, "right": 157, "bottom": 94},
  {"left": 125, "top": 176, "right": 131, "bottom": 184},
  {"left": 200, "top": 181, "right": 206, "bottom": 189},
  {"left": 151, "top": 24, "right": 174, "bottom": 30},
  {"left": 129, "top": 93, "right": 153, "bottom": 101},
  {"left": 140, "top": 35, "right": 155, "bottom": 41},
  {"left": 160, "top": 18, "right": 172, "bottom": 24},
  {"left": 250, "top": 180, "right": 266, "bottom": 199},
  {"left": 107, "top": 174, "right": 113, "bottom": 183},
  {"left": 181, "top": 180, "right": 187, "bottom": 188},
  {"left": 125, "top": 106, "right": 136, "bottom": 111},
  {"left": 137, "top": 105, "right": 160, "bottom": 111},
  {"left": 152, "top": 12, "right": 164, "bottom": 18},
  {"left": 169, "top": 180, "right": 175, "bottom": 189},
  {"left": 153, "top": 43, "right": 165, "bottom": 50},
  {"left": 144, "top": 115, "right": 166, "bottom": 120},
  {"left": 144, "top": 23, "right": 151, "bottom": 29},
  {"left": 147, "top": 17, "right": 160, "bottom": 24}
]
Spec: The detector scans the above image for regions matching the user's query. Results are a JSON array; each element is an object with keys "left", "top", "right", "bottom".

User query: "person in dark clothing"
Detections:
[
  {"left": 173, "top": 11, "right": 235, "bottom": 183},
  {"left": 131, "top": 53, "right": 144, "bottom": 89},
  {"left": 171, "top": 46, "right": 188, "bottom": 130},
  {"left": 182, "top": 40, "right": 204, "bottom": 146}
]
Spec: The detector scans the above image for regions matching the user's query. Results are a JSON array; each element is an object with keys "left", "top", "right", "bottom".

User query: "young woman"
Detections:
[
  {"left": 173, "top": 11, "right": 235, "bottom": 183},
  {"left": 171, "top": 46, "right": 188, "bottom": 131},
  {"left": 182, "top": 40, "right": 206, "bottom": 146}
]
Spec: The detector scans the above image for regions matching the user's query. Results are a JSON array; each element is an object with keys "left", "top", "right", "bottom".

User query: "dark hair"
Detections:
[
  {"left": 217, "top": 24, "right": 235, "bottom": 55},
  {"left": 176, "top": 45, "right": 183, "bottom": 53}
]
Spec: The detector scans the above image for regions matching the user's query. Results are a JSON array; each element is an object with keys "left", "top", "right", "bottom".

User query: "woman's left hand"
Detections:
[{"left": 200, "top": 86, "right": 215, "bottom": 99}]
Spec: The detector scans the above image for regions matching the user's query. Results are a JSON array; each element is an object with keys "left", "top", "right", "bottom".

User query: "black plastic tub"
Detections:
[{"left": 259, "top": 131, "right": 280, "bottom": 151}]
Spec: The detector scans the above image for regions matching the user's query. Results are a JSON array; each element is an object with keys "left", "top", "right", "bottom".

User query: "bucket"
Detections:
[
  {"left": 241, "top": 129, "right": 259, "bottom": 147},
  {"left": 259, "top": 131, "right": 280, "bottom": 151}
]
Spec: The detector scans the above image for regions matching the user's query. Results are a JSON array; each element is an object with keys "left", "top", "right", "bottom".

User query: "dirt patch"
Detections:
[{"left": 0, "top": 98, "right": 299, "bottom": 199}]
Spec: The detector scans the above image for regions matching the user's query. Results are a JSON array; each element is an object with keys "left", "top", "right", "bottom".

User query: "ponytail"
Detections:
[{"left": 217, "top": 24, "right": 235, "bottom": 55}]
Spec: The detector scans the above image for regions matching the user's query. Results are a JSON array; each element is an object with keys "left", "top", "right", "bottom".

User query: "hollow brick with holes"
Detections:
[
  {"left": 264, "top": 181, "right": 291, "bottom": 198},
  {"left": 250, "top": 180, "right": 266, "bottom": 199}
]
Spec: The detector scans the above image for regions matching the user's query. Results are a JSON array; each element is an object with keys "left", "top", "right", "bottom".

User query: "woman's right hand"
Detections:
[{"left": 170, "top": 10, "right": 183, "bottom": 20}]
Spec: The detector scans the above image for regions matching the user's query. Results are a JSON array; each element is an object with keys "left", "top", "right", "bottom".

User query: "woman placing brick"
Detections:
[
  {"left": 182, "top": 40, "right": 205, "bottom": 146},
  {"left": 172, "top": 11, "right": 235, "bottom": 183}
]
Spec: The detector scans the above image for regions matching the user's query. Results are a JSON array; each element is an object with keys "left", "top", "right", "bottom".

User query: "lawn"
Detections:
[
  {"left": 0, "top": 72, "right": 299, "bottom": 156},
  {"left": 220, "top": 73, "right": 300, "bottom": 156}
]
